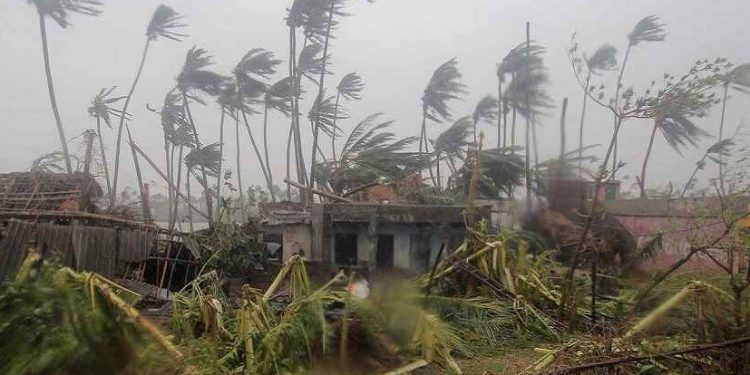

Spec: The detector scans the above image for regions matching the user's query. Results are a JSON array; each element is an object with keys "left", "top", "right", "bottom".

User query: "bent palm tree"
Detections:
[
  {"left": 112, "top": 5, "right": 185, "bottom": 206},
  {"left": 421, "top": 58, "right": 466, "bottom": 186},
  {"left": 87, "top": 87, "right": 127, "bottom": 197},
  {"left": 433, "top": 116, "right": 472, "bottom": 189},
  {"left": 681, "top": 139, "right": 734, "bottom": 197},
  {"left": 612, "top": 15, "right": 666, "bottom": 178},
  {"left": 471, "top": 96, "right": 498, "bottom": 147},
  {"left": 234, "top": 48, "right": 282, "bottom": 201},
  {"left": 262, "top": 77, "right": 294, "bottom": 202},
  {"left": 29, "top": 0, "right": 102, "bottom": 174},
  {"left": 568, "top": 41, "right": 617, "bottom": 175},
  {"left": 321, "top": 113, "right": 422, "bottom": 194},
  {"left": 716, "top": 62, "right": 750, "bottom": 194},
  {"left": 331, "top": 72, "right": 364, "bottom": 162},
  {"left": 176, "top": 46, "right": 226, "bottom": 223}
]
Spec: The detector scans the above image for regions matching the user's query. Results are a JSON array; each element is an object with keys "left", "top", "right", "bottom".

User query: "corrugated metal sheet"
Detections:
[{"left": 0, "top": 219, "right": 156, "bottom": 280}]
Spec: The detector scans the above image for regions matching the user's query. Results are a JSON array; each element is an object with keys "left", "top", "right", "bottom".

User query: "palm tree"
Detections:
[
  {"left": 716, "top": 63, "right": 750, "bottom": 194},
  {"left": 234, "top": 48, "right": 282, "bottom": 202},
  {"left": 331, "top": 73, "right": 364, "bottom": 162},
  {"left": 497, "top": 41, "right": 547, "bottom": 152},
  {"left": 309, "top": 0, "right": 347, "bottom": 197},
  {"left": 176, "top": 46, "right": 226, "bottom": 223},
  {"left": 28, "top": 0, "right": 102, "bottom": 174},
  {"left": 111, "top": 5, "right": 185, "bottom": 206},
  {"left": 262, "top": 77, "right": 294, "bottom": 202},
  {"left": 319, "top": 113, "right": 421, "bottom": 194},
  {"left": 421, "top": 58, "right": 466, "bottom": 186},
  {"left": 681, "top": 139, "right": 734, "bottom": 198},
  {"left": 471, "top": 96, "right": 499, "bottom": 147},
  {"left": 612, "top": 15, "right": 666, "bottom": 178},
  {"left": 87, "top": 87, "right": 127, "bottom": 197},
  {"left": 433, "top": 116, "right": 472, "bottom": 190},
  {"left": 638, "top": 115, "right": 709, "bottom": 197},
  {"left": 637, "top": 61, "right": 725, "bottom": 198},
  {"left": 568, "top": 41, "right": 617, "bottom": 175}
]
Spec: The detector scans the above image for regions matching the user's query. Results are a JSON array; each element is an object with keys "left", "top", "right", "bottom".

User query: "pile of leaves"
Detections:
[{"left": 0, "top": 251, "right": 184, "bottom": 374}]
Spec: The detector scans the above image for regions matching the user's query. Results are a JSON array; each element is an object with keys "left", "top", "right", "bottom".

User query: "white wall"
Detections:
[{"left": 282, "top": 225, "right": 312, "bottom": 262}]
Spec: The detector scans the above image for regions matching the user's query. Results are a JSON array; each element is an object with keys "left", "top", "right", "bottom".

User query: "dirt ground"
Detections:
[{"left": 427, "top": 347, "right": 539, "bottom": 375}]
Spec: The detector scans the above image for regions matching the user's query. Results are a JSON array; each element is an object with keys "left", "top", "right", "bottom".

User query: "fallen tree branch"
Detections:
[
  {"left": 130, "top": 141, "right": 210, "bottom": 220},
  {"left": 283, "top": 178, "right": 352, "bottom": 202},
  {"left": 544, "top": 336, "right": 750, "bottom": 374}
]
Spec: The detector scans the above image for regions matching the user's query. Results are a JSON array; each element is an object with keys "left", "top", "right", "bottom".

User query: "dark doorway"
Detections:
[
  {"left": 335, "top": 233, "right": 358, "bottom": 265},
  {"left": 376, "top": 235, "right": 394, "bottom": 270}
]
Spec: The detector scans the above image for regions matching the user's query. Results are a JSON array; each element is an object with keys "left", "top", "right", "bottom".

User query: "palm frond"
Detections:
[
  {"left": 423, "top": 58, "right": 466, "bottom": 123},
  {"left": 87, "top": 86, "right": 128, "bottom": 127},
  {"left": 31, "top": 0, "right": 102, "bottom": 28},
  {"left": 185, "top": 142, "right": 222, "bottom": 176},
  {"left": 628, "top": 15, "right": 667, "bottom": 46},
  {"left": 434, "top": 116, "right": 472, "bottom": 155},
  {"left": 309, "top": 94, "right": 348, "bottom": 137},
  {"left": 337, "top": 72, "right": 364, "bottom": 100},
  {"left": 497, "top": 42, "right": 545, "bottom": 82},
  {"left": 235, "top": 48, "right": 282, "bottom": 79},
  {"left": 297, "top": 43, "right": 329, "bottom": 83},
  {"left": 265, "top": 77, "right": 294, "bottom": 116},
  {"left": 146, "top": 4, "right": 186, "bottom": 41},
  {"left": 586, "top": 44, "right": 617, "bottom": 73},
  {"left": 177, "top": 46, "right": 226, "bottom": 96},
  {"left": 472, "top": 95, "right": 499, "bottom": 125},
  {"left": 725, "top": 63, "right": 750, "bottom": 93},
  {"left": 656, "top": 115, "right": 710, "bottom": 154}
]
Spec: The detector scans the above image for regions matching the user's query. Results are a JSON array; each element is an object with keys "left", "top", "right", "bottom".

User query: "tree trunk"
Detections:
[
  {"left": 95, "top": 116, "right": 112, "bottom": 196},
  {"left": 497, "top": 79, "right": 503, "bottom": 148},
  {"left": 262, "top": 104, "right": 276, "bottom": 202},
  {"left": 126, "top": 125, "right": 152, "bottom": 221},
  {"left": 130, "top": 140, "right": 209, "bottom": 220},
  {"left": 309, "top": 0, "right": 336, "bottom": 201},
  {"left": 718, "top": 83, "right": 729, "bottom": 196},
  {"left": 502, "top": 98, "right": 509, "bottom": 149},
  {"left": 182, "top": 93, "right": 214, "bottom": 223},
  {"left": 172, "top": 145, "right": 184, "bottom": 230},
  {"left": 559, "top": 97, "right": 569, "bottom": 164},
  {"left": 288, "top": 25, "right": 307, "bottom": 196},
  {"left": 524, "top": 22, "right": 532, "bottom": 214},
  {"left": 331, "top": 91, "right": 341, "bottom": 165},
  {"left": 216, "top": 108, "right": 226, "bottom": 217},
  {"left": 240, "top": 108, "right": 273, "bottom": 199},
  {"left": 286, "top": 124, "right": 293, "bottom": 201},
  {"left": 578, "top": 74, "right": 591, "bottom": 176},
  {"left": 681, "top": 154, "right": 706, "bottom": 198},
  {"left": 561, "top": 117, "right": 623, "bottom": 318},
  {"left": 113, "top": 39, "right": 151, "bottom": 206},
  {"left": 611, "top": 44, "right": 632, "bottom": 181},
  {"left": 38, "top": 14, "right": 73, "bottom": 174},
  {"left": 639, "top": 121, "right": 659, "bottom": 198},
  {"left": 186, "top": 170, "right": 194, "bottom": 232},
  {"left": 235, "top": 114, "right": 245, "bottom": 218}
]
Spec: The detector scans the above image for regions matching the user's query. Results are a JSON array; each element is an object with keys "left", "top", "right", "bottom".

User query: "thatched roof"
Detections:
[{"left": 0, "top": 172, "right": 102, "bottom": 212}]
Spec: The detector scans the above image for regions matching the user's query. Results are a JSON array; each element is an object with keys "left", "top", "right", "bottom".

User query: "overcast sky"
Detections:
[{"left": 1, "top": 0, "right": 748, "bottom": 196}]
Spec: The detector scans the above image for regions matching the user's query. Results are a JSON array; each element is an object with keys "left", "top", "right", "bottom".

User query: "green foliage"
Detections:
[{"left": 0, "top": 256, "right": 177, "bottom": 374}]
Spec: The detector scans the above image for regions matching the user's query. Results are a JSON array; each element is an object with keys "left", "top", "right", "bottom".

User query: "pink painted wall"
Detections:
[{"left": 614, "top": 214, "right": 739, "bottom": 274}]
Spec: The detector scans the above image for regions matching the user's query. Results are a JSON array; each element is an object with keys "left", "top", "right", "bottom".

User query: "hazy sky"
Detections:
[{"left": 1, "top": 0, "right": 749, "bottom": 196}]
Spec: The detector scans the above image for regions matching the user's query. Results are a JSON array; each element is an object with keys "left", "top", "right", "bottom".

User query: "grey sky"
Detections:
[{"left": 1, "top": 0, "right": 748, "bottom": 195}]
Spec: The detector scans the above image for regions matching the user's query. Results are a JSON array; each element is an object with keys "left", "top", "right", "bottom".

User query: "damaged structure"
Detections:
[
  {"left": 260, "top": 201, "right": 492, "bottom": 273},
  {"left": 0, "top": 172, "right": 197, "bottom": 295}
]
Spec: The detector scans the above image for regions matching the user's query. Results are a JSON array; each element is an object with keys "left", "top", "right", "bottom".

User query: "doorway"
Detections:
[{"left": 376, "top": 235, "right": 394, "bottom": 270}]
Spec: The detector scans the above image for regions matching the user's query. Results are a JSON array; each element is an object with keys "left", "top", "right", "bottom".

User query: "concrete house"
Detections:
[{"left": 260, "top": 202, "right": 490, "bottom": 273}]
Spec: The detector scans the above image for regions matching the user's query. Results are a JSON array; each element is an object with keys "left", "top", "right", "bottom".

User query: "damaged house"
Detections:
[
  {"left": 0, "top": 172, "right": 197, "bottom": 295},
  {"left": 260, "top": 201, "right": 491, "bottom": 273}
]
